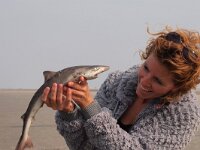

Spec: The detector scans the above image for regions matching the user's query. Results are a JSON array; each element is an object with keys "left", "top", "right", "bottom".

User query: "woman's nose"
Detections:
[{"left": 141, "top": 75, "right": 152, "bottom": 88}]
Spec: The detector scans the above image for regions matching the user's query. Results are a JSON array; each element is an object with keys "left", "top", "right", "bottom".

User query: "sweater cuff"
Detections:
[
  {"left": 81, "top": 101, "right": 102, "bottom": 120},
  {"left": 57, "top": 107, "right": 79, "bottom": 121}
]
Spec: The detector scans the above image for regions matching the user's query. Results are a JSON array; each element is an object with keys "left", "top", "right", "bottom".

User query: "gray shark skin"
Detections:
[{"left": 15, "top": 65, "right": 109, "bottom": 150}]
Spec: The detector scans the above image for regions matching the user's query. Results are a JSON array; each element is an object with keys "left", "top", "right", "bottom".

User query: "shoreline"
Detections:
[
  {"left": 0, "top": 88, "right": 198, "bottom": 94},
  {"left": 0, "top": 88, "right": 98, "bottom": 92}
]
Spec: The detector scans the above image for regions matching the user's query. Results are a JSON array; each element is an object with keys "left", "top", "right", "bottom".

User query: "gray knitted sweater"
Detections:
[{"left": 55, "top": 65, "right": 200, "bottom": 150}]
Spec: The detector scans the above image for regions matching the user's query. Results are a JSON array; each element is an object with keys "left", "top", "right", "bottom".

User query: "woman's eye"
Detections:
[
  {"left": 155, "top": 78, "right": 163, "bottom": 85},
  {"left": 144, "top": 65, "right": 149, "bottom": 71}
]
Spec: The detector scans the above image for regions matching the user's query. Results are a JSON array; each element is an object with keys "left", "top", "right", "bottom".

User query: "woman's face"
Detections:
[{"left": 136, "top": 54, "right": 176, "bottom": 101}]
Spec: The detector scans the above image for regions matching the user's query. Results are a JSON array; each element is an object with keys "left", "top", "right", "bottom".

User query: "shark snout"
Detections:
[
  {"left": 88, "top": 65, "right": 110, "bottom": 79},
  {"left": 100, "top": 66, "right": 110, "bottom": 73},
  {"left": 103, "top": 66, "right": 110, "bottom": 71},
  {"left": 98, "top": 66, "right": 110, "bottom": 74}
]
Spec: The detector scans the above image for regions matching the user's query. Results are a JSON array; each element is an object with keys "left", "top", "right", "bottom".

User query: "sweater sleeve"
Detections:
[
  {"left": 55, "top": 107, "right": 92, "bottom": 150},
  {"left": 83, "top": 92, "right": 200, "bottom": 150},
  {"left": 54, "top": 71, "right": 123, "bottom": 150}
]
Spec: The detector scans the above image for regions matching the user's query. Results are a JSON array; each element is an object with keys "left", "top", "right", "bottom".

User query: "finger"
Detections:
[
  {"left": 42, "top": 87, "right": 52, "bottom": 108},
  {"left": 77, "top": 76, "right": 85, "bottom": 84},
  {"left": 67, "top": 81, "right": 84, "bottom": 91},
  {"left": 66, "top": 87, "right": 72, "bottom": 102},
  {"left": 63, "top": 86, "right": 67, "bottom": 92},
  {"left": 56, "top": 84, "right": 63, "bottom": 109},
  {"left": 71, "top": 90, "right": 93, "bottom": 109},
  {"left": 63, "top": 88, "right": 74, "bottom": 111},
  {"left": 50, "top": 83, "right": 58, "bottom": 109},
  {"left": 80, "top": 76, "right": 86, "bottom": 82},
  {"left": 41, "top": 87, "right": 50, "bottom": 103},
  {"left": 79, "top": 76, "right": 87, "bottom": 85},
  {"left": 71, "top": 89, "right": 85, "bottom": 101}
]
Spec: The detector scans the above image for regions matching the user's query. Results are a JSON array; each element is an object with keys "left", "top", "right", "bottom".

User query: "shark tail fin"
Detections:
[
  {"left": 15, "top": 136, "right": 33, "bottom": 150},
  {"left": 24, "top": 136, "right": 33, "bottom": 148}
]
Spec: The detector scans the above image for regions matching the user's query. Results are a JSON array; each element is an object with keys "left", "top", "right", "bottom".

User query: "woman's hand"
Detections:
[
  {"left": 42, "top": 83, "right": 75, "bottom": 112},
  {"left": 41, "top": 76, "right": 94, "bottom": 111},
  {"left": 67, "top": 76, "right": 94, "bottom": 109}
]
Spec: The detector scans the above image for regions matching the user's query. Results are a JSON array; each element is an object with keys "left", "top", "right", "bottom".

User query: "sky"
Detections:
[{"left": 0, "top": 0, "right": 200, "bottom": 89}]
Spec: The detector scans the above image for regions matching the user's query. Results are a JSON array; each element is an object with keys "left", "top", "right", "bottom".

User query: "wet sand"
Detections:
[{"left": 0, "top": 89, "right": 200, "bottom": 150}]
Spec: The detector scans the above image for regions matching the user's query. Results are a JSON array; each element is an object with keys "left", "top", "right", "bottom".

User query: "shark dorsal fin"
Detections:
[{"left": 43, "top": 71, "right": 57, "bottom": 82}]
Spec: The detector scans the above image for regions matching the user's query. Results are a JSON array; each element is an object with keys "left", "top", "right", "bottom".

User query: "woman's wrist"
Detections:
[
  {"left": 81, "top": 101, "right": 102, "bottom": 120},
  {"left": 57, "top": 106, "right": 79, "bottom": 121}
]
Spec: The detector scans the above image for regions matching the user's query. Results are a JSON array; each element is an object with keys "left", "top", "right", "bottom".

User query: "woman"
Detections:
[{"left": 42, "top": 27, "right": 200, "bottom": 150}]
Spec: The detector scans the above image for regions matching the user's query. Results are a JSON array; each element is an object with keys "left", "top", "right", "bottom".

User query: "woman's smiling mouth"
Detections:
[{"left": 140, "top": 84, "right": 152, "bottom": 92}]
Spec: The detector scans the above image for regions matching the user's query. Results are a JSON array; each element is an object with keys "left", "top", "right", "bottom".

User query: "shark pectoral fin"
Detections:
[
  {"left": 43, "top": 71, "right": 57, "bottom": 82},
  {"left": 21, "top": 114, "right": 25, "bottom": 120}
]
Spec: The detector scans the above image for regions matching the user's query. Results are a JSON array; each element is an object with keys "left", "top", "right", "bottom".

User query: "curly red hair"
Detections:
[{"left": 141, "top": 27, "right": 200, "bottom": 102}]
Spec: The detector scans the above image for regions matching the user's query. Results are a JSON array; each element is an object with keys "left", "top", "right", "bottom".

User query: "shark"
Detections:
[{"left": 15, "top": 65, "right": 109, "bottom": 150}]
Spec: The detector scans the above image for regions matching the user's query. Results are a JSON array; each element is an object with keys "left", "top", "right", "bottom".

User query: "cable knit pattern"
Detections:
[
  {"left": 55, "top": 109, "right": 92, "bottom": 150},
  {"left": 55, "top": 65, "right": 200, "bottom": 150}
]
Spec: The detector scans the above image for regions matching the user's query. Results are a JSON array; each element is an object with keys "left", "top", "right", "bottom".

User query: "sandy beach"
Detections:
[
  {"left": 0, "top": 89, "right": 200, "bottom": 150},
  {"left": 0, "top": 89, "right": 69, "bottom": 150}
]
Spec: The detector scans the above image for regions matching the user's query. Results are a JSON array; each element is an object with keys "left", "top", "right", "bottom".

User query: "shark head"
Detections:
[
  {"left": 43, "top": 65, "right": 110, "bottom": 84},
  {"left": 80, "top": 65, "right": 110, "bottom": 80}
]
